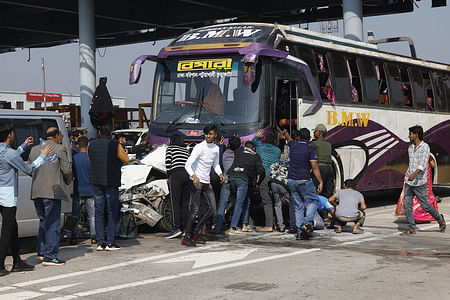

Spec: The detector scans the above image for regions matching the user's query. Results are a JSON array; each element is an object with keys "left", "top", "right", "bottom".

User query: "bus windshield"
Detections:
[{"left": 152, "top": 55, "right": 261, "bottom": 126}]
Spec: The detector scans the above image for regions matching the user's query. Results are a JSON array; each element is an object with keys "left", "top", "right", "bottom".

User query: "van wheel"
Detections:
[{"left": 157, "top": 197, "right": 173, "bottom": 232}]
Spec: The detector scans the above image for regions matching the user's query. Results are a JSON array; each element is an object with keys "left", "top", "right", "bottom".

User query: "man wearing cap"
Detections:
[
  {"left": 0, "top": 123, "right": 51, "bottom": 276},
  {"left": 311, "top": 124, "right": 335, "bottom": 198}
]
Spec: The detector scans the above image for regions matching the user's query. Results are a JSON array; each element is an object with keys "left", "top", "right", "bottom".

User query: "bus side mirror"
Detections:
[{"left": 243, "top": 63, "right": 255, "bottom": 86}]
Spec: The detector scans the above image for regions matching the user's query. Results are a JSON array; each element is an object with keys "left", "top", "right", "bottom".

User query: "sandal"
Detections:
[{"left": 352, "top": 229, "right": 364, "bottom": 234}]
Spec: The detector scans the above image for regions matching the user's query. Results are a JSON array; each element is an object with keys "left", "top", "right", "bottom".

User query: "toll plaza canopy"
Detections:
[{"left": 0, "top": 0, "right": 416, "bottom": 53}]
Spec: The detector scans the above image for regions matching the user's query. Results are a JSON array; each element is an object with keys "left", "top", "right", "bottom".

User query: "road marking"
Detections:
[
  {"left": 47, "top": 248, "right": 320, "bottom": 299},
  {"left": 0, "top": 287, "right": 16, "bottom": 292},
  {"left": 337, "top": 223, "right": 438, "bottom": 246},
  {"left": 0, "top": 291, "right": 44, "bottom": 300},
  {"left": 13, "top": 242, "right": 227, "bottom": 288},
  {"left": 156, "top": 248, "right": 257, "bottom": 268},
  {"left": 41, "top": 283, "right": 84, "bottom": 292}
]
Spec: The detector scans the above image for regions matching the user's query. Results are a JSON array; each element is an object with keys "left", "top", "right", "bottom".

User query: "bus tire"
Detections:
[{"left": 157, "top": 197, "right": 173, "bottom": 232}]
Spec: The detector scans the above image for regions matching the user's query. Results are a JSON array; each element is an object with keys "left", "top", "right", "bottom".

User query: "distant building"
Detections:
[{"left": 0, "top": 91, "right": 125, "bottom": 110}]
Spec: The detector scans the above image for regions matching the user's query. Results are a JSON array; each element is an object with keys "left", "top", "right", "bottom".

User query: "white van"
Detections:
[{"left": 0, "top": 109, "right": 72, "bottom": 238}]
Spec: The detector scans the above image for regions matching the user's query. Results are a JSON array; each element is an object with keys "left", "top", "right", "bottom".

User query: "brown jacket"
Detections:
[{"left": 29, "top": 140, "right": 72, "bottom": 201}]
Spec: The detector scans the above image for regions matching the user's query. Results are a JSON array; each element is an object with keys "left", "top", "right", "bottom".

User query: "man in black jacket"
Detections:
[
  {"left": 227, "top": 141, "right": 265, "bottom": 235},
  {"left": 88, "top": 126, "right": 129, "bottom": 251}
]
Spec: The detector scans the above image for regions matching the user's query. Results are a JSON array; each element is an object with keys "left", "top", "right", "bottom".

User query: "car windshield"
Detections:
[
  {"left": 112, "top": 132, "right": 141, "bottom": 146},
  {"left": 152, "top": 55, "right": 261, "bottom": 126}
]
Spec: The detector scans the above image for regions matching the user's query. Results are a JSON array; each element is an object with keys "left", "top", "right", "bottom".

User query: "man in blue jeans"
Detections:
[
  {"left": 282, "top": 128, "right": 323, "bottom": 240},
  {"left": 226, "top": 141, "right": 265, "bottom": 235},
  {"left": 88, "top": 126, "right": 129, "bottom": 251}
]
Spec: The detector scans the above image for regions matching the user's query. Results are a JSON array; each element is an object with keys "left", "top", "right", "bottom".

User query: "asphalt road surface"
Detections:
[{"left": 1, "top": 195, "right": 449, "bottom": 300}]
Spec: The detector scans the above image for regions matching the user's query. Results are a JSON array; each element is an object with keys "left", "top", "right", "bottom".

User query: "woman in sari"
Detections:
[{"left": 395, "top": 156, "right": 439, "bottom": 222}]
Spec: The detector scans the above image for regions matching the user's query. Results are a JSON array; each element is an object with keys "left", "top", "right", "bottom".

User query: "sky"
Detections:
[{"left": 0, "top": 3, "right": 448, "bottom": 108}]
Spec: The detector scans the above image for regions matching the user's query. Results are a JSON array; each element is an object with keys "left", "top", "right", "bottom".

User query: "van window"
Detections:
[{"left": 12, "top": 118, "right": 58, "bottom": 161}]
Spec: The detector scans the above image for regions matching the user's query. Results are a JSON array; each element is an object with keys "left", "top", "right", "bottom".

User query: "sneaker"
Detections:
[
  {"left": 181, "top": 234, "right": 196, "bottom": 247},
  {"left": 11, "top": 260, "right": 35, "bottom": 272},
  {"left": 37, "top": 255, "right": 44, "bottom": 261},
  {"left": 296, "top": 231, "right": 310, "bottom": 240},
  {"left": 242, "top": 224, "right": 255, "bottom": 232},
  {"left": 300, "top": 222, "right": 313, "bottom": 237},
  {"left": 42, "top": 258, "right": 66, "bottom": 266},
  {"left": 105, "top": 244, "right": 121, "bottom": 251},
  {"left": 96, "top": 243, "right": 106, "bottom": 251},
  {"left": 192, "top": 233, "right": 206, "bottom": 244},
  {"left": 165, "top": 228, "right": 183, "bottom": 239},
  {"left": 227, "top": 227, "right": 247, "bottom": 236}
]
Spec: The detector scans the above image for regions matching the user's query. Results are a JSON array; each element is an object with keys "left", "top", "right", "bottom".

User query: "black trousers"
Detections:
[
  {"left": 168, "top": 169, "right": 191, "bottom": 230},
  {"left": 185, "top": 182, "right": 215, "bottom": 235},
  {"left": 0, "top": 206, "right": 19, "bottom": 268},
  {"left": 313, "top": 165, "right": 335, "bottom": 198}
]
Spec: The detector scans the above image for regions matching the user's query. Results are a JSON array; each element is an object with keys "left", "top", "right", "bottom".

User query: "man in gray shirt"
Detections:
[{"left": 329, "top": 179, "right": 366, "bottom": 234}]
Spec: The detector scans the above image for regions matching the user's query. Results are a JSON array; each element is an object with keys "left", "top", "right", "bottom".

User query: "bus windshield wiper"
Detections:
[{"left": 165, "top": 105, "right": 195, "bottom": 131}]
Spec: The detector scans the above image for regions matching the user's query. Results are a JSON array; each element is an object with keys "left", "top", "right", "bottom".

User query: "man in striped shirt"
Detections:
[{"left": 402, "top": 125, "right": 445, "bottom": 234}]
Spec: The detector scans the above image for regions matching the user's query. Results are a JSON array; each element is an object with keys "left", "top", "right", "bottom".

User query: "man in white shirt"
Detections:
[
  {"left": 402, "top": 125, "right": 445, "bottom": 235},
  {"left": 183, "top": 124, "right": 224, "bottom": 246}
]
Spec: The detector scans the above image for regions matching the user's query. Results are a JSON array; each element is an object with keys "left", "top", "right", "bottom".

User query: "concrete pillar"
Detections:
[
  {"left": 78, "top": 0, "right": 97, "bottom": 139},
  {"left": 343, "top": 0, "right": 363, "bottom": 42}
]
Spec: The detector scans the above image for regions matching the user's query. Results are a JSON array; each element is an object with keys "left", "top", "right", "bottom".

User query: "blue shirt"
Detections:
[
  {"left": 252, "top": 136, "right": 281, "bottom": 176},
  {"left": 73, "top": 151, "right": 94, "bottom": 197},
  {"left": 317, "top": 195, "right": 334, "bottom": 211},
  {"left": 0, "top": 142, "right": 46, "bottom": 207},
  {"left": 287, "top": 140, "right": 317, "bottom": 180}
]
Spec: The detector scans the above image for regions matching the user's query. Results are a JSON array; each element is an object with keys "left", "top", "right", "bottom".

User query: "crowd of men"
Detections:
[
  {"left": 164, "top": 123, "right": 369, "bottom": 246},
  {"left": 0, "top": 121, "right": 445, "bottom": 276}
]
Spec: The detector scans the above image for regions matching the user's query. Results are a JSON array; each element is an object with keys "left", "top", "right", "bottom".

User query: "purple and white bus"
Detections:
[{"left": 130, "top": 23, "right": 450, "bottom": 192}]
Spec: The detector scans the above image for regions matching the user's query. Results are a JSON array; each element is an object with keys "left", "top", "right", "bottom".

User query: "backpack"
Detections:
[{"left": 116, "top": 210, "right": 137, "bottom": 239}]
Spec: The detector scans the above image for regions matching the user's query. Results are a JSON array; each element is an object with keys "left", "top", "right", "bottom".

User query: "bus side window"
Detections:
[
  {"left": 375, "top": 63, "right": 389, "bottom": 105},
  {"left": 443, "top": 73, "right": 450, "bottom": 112},
  {"left": 296, "top": 47, "right": 318, "bottom": 89},
  {"left": 400, "top": 67, "right": 412, "bottom": 107},
  {"left": 314, "top": 51, "right": 334, "bottom": 103},
  {"left": 329, "top": 53, "right": 352, "bottom": 104},
  {"left": 432, "top": 72, "right": 446, "bottom": 112},
  {"left": 386, "top": 63, "right": 404, "bottom": 107},
  {"left": 347, "top": 57, "right": 362, "bottom": 103},
  {"left": 422, "top": 71, "right": 434, "bottom": 111},
  {"left": 410, "top": 68, "right": 426, "bottom": 110},
  {"left": 358, "top": 57, "right": 379, "bottom": 106}
]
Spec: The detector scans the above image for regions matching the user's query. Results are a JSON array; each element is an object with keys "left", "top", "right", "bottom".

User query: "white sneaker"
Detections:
[
  {"left": 96, "top": 244, "right": 106, "bottom": 251},
  {"left": 227, "top": 227, "right": 247, "bottom": 236},
  {"left": 105, "top": 244, "right": 121, "bottom": 251}
]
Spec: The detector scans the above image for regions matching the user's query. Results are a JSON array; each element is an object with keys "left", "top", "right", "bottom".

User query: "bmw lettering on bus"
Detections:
[{"left": 326, "top": 110, "right": 370, "bottom": 127}]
